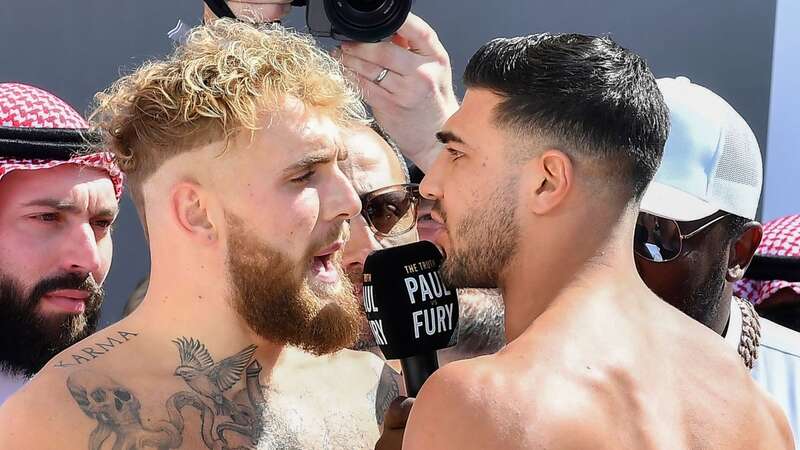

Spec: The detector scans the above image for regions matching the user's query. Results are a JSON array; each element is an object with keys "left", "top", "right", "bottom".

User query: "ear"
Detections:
[
  {"left": 170, "top": 181, "right": 219, "bottom": 244},
  {"left": 529, "top": 150, "right": 573, "bottom": 215},
  {"left": 726, "top": 222, "right": 763, "bottom": 282}
]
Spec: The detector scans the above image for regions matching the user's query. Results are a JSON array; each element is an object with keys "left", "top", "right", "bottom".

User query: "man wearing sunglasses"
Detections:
[
  {"left": 635, "top": 77, "right": 800, "bottom": 443},
  {"left": 342, "top": 123, "right": 418, "bottom": 351}
]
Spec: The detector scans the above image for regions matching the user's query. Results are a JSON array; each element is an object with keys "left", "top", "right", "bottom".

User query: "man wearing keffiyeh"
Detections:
[
  {"left": 0, "top": 83, "right": 123, "bottom": 403},
  {"left": 735, "top": 214, "right": 800, "bottom": 331}
]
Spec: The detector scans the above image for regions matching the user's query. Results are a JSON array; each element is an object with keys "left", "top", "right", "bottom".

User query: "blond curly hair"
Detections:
[{"left": 90, "top": 19, "right": 366, "bottom": 189}]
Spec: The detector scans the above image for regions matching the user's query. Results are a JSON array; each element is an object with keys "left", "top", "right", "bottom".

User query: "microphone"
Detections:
[{"left": 362, "top": 241, "right": 459, "bottom": 397}]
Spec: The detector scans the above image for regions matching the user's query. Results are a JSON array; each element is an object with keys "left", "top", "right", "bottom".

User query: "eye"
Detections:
[
  {"left": 32, "top": 212, "right": 60, "bottom": 223},
  {"left": 92, "top": 219, "right": 114, "bottom": 230},
  {"left": 446, "top": 148, "right": 464, "bottom": 160},
  {"left": 291, "top": 170, "right": 315, "bottom": 184}
]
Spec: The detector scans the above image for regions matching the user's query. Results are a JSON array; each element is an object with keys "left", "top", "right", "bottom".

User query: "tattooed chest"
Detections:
[{"left": 66, "top": 337, "right": 375, "bottom": 450}]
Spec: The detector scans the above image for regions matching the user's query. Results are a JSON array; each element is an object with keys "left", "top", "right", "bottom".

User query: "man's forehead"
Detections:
[
  {"left": 0, "top": 164, "right": 117, "bottom": 206},
  {"left": 255, "top": 105, "right": 344, "bottom": 163},
  {"left": 270, "top": 98, "right": 340, "bottom": 140},
  {"left": 344, "top": 127, "right": 404, "bottom": 194},
  {"left": 441, "top": 88, "right": 504, "bottom": 144}
]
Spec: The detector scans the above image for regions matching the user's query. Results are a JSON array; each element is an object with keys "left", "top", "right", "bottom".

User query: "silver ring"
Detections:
[{"left": 374, "top": 68, "right": 390, "bottom": 84}]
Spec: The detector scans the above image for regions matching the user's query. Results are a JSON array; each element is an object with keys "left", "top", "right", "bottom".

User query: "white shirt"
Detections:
[
  {"left": 0, "top": 372, "right": 27, "bottom": 405},
  {"left": 725, "top": 297, "right": 800, "bottom": 445}
]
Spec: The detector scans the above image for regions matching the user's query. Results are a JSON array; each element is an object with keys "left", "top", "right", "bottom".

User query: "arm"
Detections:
[
  {"left": 338, "top": 13, "right": 460, "bottom": 172},
  {"left": 374, "top": 362, "right": 403, "bottom": 427}
]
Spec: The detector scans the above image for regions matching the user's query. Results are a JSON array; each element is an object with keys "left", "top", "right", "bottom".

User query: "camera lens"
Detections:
[
  {"left": 324, "top": 0, "right": 413, "bottom": 42},
  {"left": 346, "top": 0, "right": 381, "bottom": 13}
]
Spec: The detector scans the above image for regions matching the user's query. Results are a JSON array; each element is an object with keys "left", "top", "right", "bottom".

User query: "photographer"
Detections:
[{"left": 202, "top": 1, "right": 459, "bottom": 173}]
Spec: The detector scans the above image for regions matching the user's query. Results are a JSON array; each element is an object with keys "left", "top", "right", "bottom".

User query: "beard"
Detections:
[
  {"left": 0, "top": 273, "right": 103, "bottom": 378},
  {"left": 226, "top": 213, "right": 361, "bottom": 355},
  {"left": 684, "top": 256, "right": 728, "bottom": 328},
  {"left": 437, "top": 176, "right": 521, "bottom": 289}
]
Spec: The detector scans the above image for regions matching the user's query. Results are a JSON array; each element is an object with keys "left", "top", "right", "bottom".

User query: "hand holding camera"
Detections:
[
  {"left": 338, "top": 13, "right": 460, "bottom": 172},
  {"left": 202, "top": 0, "right": 293, "bottom": 25},
  {"left": 203, "top": 0, "right": 413, "bottom": 42}
]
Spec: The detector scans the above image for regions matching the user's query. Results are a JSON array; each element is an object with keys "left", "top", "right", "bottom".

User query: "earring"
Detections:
[{"left": 728, "top": 265, "right": 745, "bottom": 280}]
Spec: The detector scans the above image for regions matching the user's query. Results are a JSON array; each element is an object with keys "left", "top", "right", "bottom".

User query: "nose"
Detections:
[
  {"left": 321, "top": 164, "right": 362, "bottom": 222},
  {"left": 343, "top": 214, "right": 384, "bottom": 271},
  {"left": 419, "top": 151, "right": 446, "bottom": 202},
  {"left": 59, "top": 222, "right": 102, "bottom": 275}
]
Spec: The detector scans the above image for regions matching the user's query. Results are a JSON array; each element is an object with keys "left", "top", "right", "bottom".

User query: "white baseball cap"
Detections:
[{"left": 640, "top": 77, "right": 763, "bottom": 221}]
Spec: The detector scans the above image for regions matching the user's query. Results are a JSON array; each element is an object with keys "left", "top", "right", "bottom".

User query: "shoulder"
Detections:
[
  {"left": 0, "top": 327, "right": 147, "bottom": 449},
  {"left": 750, "top": 379, "right": 796, "bottom": 449},
  {"left": 401, "top": 358, "right": 492, "bottom": 450},
  {"left": 402, "top": 355, "right": 607, "bottom": 450},
  {"left": 0, "top": 369, "right": 86, "bottom": 449}
]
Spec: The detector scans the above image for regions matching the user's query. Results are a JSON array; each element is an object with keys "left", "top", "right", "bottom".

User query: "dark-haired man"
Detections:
[
  {"left": 0, "top": 83, "right": 123, "bottom": 404},
  {"left": 381, "top": 34, "right": 792, "bottom": 449},
  {"left": 343, "top": 126, "right": 506, "bottom": 366},
  {"left": 635, "top": 77, "right": 800, "bottom": 444}
]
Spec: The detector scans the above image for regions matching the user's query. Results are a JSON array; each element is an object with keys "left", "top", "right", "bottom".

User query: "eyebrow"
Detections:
[
  {"left": 436, "top": 130, "right": 465, "bottom": 145},
  {"left": 22, "top": 199, "right": 119, "bottom": 217},
  {"left": 282, "top": 148, "right": 339, "bottom": 175}
]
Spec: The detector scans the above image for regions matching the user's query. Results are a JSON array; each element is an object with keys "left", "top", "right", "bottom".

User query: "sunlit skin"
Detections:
[
  {"left": 148, "top": 98, "right": 361, "bottom": 296},
  {"left": 0, "top": 165, "right": 117, "bottom": 316},
  {"left": 420, "top": 90, "right": 517, "bottom": 286},
  {"left": 398, "top": 88, "right": 793, "bottom": 450},
  {"left": 0, "top": 101, "right": 393, "bottom": 450}
]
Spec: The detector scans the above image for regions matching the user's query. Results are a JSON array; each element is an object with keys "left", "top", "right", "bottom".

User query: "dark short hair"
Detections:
[{"left": 463, "top": 33, "right": 669, "bottom": 199}]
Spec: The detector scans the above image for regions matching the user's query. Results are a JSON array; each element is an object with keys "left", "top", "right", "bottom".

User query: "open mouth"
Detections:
[
  {"left": 42, "top": 289, "right": 89, "bottom": 314},
  {"left": 312, "top": 241, "right": 344, "bottom": 284}
]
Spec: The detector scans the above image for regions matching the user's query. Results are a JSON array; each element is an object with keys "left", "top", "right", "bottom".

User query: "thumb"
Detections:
[{"left": 384, "top": 396, "right": 415, "bottom": 429}]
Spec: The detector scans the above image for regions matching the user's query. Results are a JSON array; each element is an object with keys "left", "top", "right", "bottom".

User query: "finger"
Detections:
[
  {"left": 351, "top": 72, "right": 398, "bottom": 111},
  {"left": 391, "top": 34, "right": 410, "bottom": 49},
  {"left": 375, "top": 431, "right": 404, "bottom": 450},
  {"left": 395, "top": 13, "right": 447, "bottom": 58},
  {"left": 383, "top": 396, "right": 414, "bottom": 429},
  {"left": 341, "top": 54, "right": 402, "bottom": 95},
  {"left": 340, "top": 41, "right": 420, "bottom": 77}
]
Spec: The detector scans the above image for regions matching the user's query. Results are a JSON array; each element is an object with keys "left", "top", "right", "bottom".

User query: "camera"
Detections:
[{"left": 291, "top": 0, "right": 413, "bottom": 42}]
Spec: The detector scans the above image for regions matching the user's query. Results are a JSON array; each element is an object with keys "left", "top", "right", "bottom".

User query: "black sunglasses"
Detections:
[
  {"left": 634, "top": 211, "right": 730, "bottom": 263},
  {"left": 359, "top": 183, "right": 421, "bottom": 237}
]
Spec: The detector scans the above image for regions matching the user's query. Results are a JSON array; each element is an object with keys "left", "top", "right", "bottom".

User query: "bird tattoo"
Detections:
[{"left": 172, "top": 337, "right": 257, "bottom": 416}]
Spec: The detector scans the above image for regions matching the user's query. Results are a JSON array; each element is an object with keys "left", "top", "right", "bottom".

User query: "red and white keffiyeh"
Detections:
[
  {"left": 734, "top": 214, "right": 800, "bottom": 305},
  {"left": 0, "top": 82, "right": 123, "bottom": 199}
]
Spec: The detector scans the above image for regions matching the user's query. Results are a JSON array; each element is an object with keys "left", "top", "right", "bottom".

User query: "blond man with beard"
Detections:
[{"left": 0, "top": 20, "right": 391, "bottom": 450}]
